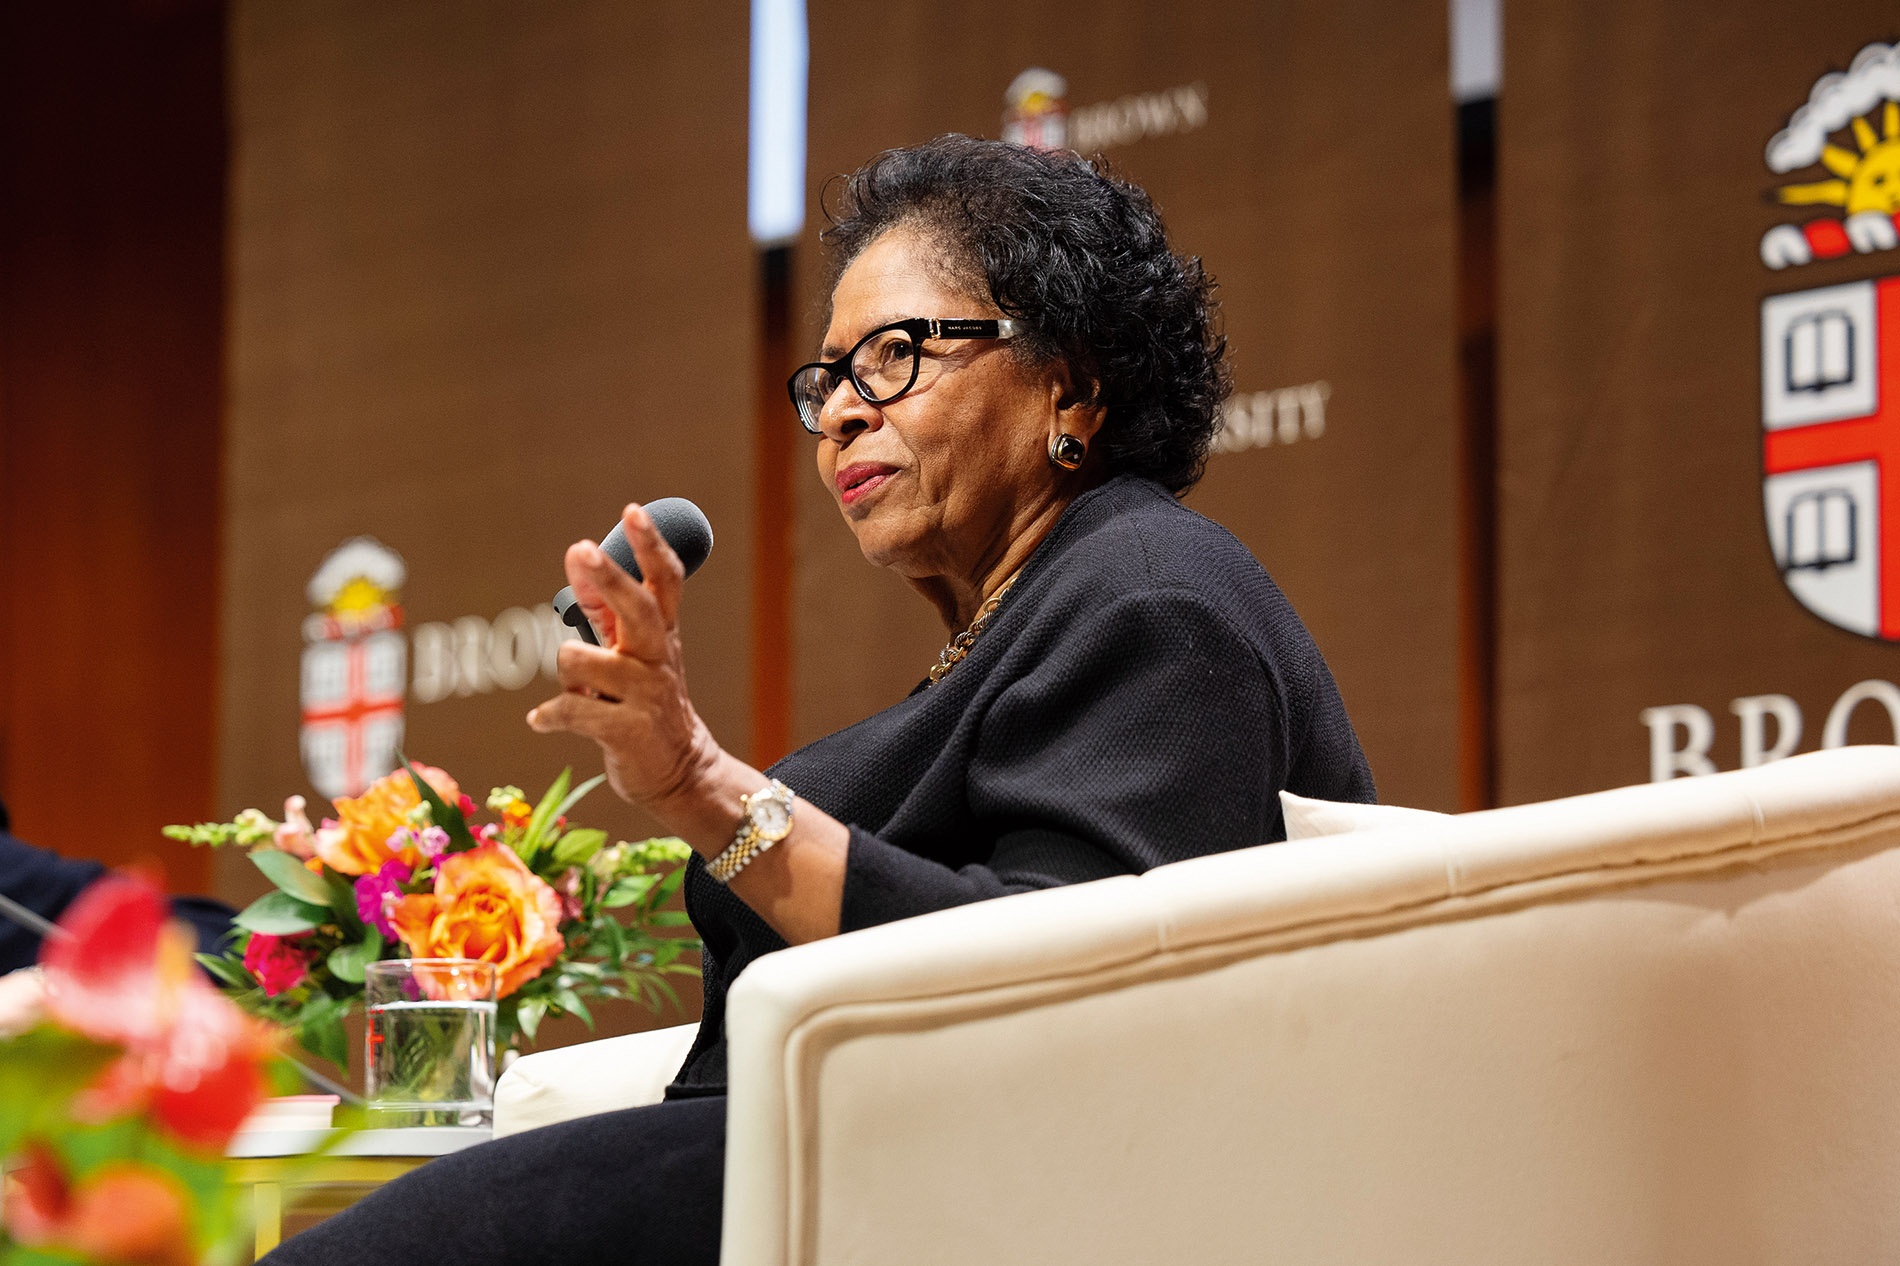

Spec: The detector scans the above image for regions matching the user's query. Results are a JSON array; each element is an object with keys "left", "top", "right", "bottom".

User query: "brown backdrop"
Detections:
[
  {"left": 789, "top": 0, "right": 1464, "bottom": 811},
  {"left": 1497, "top": 3, "right": 1900, "bottom": 803},
  {"left": 222, "top": 0, "right": 757, "bottom": 1034}
]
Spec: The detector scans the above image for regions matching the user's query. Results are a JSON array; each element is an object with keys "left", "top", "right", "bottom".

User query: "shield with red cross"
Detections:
[
  {"left": 299, "top": 538, "right": 408, "bottom": 798},
  {"left": 1761, "top": 272, "right": 1900, "bottom": 638},
  {"left": 300, "top": 624, "right": 406, "bottom": 799}
]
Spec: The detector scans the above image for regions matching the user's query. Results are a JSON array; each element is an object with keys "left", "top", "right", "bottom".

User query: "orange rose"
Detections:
[
  {"left": 390, "top": 842, "right": 564, "bottom": 997},
  {"left": 314, "top": 765, "right": 459, "bottom": 876}
]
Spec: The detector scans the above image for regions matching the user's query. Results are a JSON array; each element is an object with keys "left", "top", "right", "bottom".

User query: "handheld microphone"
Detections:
[{"left": 553, "top": 497, "right": 714, "bottom": 646}]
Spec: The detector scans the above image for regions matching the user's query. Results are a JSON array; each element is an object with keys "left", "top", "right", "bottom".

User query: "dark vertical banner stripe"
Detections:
[
  {"left": 753, "top": 246, "right": 796, "bottom": 767},
  {"left": 1456, "top": 98, "right": 1500, "bottom": 811},
  {"left": 0, "top": 0, "right": 225, "bottom": 890}
]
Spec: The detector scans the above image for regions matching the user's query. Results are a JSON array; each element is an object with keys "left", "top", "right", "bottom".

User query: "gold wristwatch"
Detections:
[{"left": 706, "top": 779, "right": 795, "bottom": 884}]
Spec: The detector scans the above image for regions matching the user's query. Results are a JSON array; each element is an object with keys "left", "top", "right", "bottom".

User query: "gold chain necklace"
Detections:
[{"left": 928, "top": 570, "right": 1022, "bottom": 685}]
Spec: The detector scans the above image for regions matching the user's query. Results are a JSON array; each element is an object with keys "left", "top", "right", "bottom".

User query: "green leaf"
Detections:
[
  {"left": 652, "top": 864, "right": 688, "bottom": 900},
  {"left": 550, "top": 773, "right": 606, "bottom": 827},
  {"left": 599, "top": 917, "right": 629, "bottom": 964},
  {"left": 327, "top": 928, "right": 384, "bottom": 984},
  {"left": 0, "top": 1029, "right": 117, "bottom": 1160},
  {"left": 161, "top": 820, "right": 252, "bottom": 848},
  {"left": 550, "top": 827, "right": 608, "bottom": 868},
  {"left": 549, "top": 987, "right": 594, "bottom": 1030},
  {"left": 251, "top": 847, "right": 334, "bottom": 906},
  {"left": 234, "top": 890, "right": 329, "bottom": 935},
  {"left": 602, "top": 873, "right": 658, "bottom": 908},
  {"left": 266, "top": 1058, "right": 304, "bottom": 1098},
  {"left": 297, "top": 996, "right": 352, "bottom": 1068},
  {"left": 517, "top": 768, "right": 571, "bottom": 861},
  {"left": 195, "top": 952, "right": 257, "bottom": 992},
  {"left": 643, "top": 973, "right": 684, "bottom": 1013},
  {"left": 646, "top": 910, "right": 694, "bottom": 927},
  {"left": 324, "top": 869, "right": 367, "bottom": 936},
  {"left": 516, "top": 997, "right": 547, "bottom": 1045},
  {"left": 401, "top": 755, "right": 477, "bottom": 852}
]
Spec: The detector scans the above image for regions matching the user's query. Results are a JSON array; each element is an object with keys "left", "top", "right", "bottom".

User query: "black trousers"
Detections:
[{"left": 262, "top": 1095, "right": 726, "bottom": 1266}]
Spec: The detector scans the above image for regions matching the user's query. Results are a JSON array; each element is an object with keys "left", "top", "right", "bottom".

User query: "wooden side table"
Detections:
[{"left": 226, "top": 1125, "right": 492, "bottom": 1259}]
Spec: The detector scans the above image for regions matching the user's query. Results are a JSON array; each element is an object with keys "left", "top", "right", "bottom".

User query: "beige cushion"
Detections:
[
  {"left": 1279, "top": 788, "right": 1451, "bottom": 840},
  {"left": 491, "top": 1021, "right": 698, "bottom": 1138},
  {"left": 719, "top": 747, "right": 1900, "bottom": 1266}
]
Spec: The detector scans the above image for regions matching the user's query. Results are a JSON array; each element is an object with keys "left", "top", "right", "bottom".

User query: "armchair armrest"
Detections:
[
  {"left": 492, "top": 1021, "right": 698, "bottom": 1138},
  {"left": 717, "top": 748, "right": 1900, "bottom": 1266}
]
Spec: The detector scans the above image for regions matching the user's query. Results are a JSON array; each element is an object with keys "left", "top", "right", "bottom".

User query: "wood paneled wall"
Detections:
[
  {"left": 1496, "top": 3, "right": 1900, "bottom": 800},
  {"left": 220, "top": 1, "right": 755, "bottom": 1042}
]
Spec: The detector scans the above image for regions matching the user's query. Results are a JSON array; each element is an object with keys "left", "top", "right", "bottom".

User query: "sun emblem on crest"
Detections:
[
  {"left": 1002, "top": 68, "right": 1069, "bottom": 153},
  {"left": 1777, "top": 101, "right": 1900, "bottom": 217},
  {"left": 1762, "top": 43, "right": 1900, "bottom": 270}
]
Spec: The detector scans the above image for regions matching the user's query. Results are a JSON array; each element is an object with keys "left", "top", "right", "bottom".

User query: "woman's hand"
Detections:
[
  {"left": 527, "top": 502, "right": 722, "bottom": 814},
  {"left": 528, "top": 501, "right": 851, "bottom": 944}
]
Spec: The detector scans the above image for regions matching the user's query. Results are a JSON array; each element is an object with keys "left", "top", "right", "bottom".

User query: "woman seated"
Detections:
[{"left": 268, "top": 133, "right": 1373, "bottom": 1266}]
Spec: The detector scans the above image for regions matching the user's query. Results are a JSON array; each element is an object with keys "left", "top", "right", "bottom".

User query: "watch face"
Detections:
[{"left": 752, "top": 797, "right": 792, "bottom": 838}]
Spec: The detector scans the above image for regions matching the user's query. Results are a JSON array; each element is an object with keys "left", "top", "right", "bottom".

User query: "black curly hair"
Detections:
[{"left": 820, "top": 134, "right": 1230, "bottom": 495}]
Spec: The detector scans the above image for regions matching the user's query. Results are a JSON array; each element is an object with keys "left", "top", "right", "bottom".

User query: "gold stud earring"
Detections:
[{"left": 1049, "top": 434, "right": 1087, "bottom": 470}]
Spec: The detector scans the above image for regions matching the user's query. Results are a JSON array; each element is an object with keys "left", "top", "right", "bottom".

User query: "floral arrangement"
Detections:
[
  {"left": 1, "top": 872, "right": 291, "bottom": 1266},
  {"left": 164, "top": 762, "right": 698, "bottom": 1064}
]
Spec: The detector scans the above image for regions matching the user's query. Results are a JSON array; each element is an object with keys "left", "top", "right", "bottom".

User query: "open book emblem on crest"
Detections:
[
  {"left": 1762, "top": 275, "right": 1900, "bottom": 637},
  {"left": 300, "top": 538, "right": 408, "bottom": 797}
]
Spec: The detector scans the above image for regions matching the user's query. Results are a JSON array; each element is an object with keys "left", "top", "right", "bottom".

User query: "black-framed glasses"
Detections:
[{"left": 787, "top": 316, "right": 1021, "bottom": 434}]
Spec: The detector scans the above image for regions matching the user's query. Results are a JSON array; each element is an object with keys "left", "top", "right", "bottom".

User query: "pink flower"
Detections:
[
  {"left": 242, "top": 932, "right": 316, "bottom": 997},
  {"left": 556, "top": 867, "right": 584, "bottom": 922},
  {"left": 477, "top": 823, "right": 501, "bottom": 845},
  {"left": 417, "top": 826, "right": 450, "bottom": 859},
  {"left": 354, "top": 859, "right": 414, "bottom": 941},
  {"left": 273, "top": 795, "right": 318, "bottom": 859},
  {"left": 457, "top": 793, "right": 478, "bottom": 818},
  {"left": 41, "top": 874, "right": 278, "bottom": 1149}
]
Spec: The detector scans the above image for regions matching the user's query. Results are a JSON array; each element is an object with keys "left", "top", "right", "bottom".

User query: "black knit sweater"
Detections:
[{"left": 667, "top": 474, "right": 1373, "bottom": 1095}]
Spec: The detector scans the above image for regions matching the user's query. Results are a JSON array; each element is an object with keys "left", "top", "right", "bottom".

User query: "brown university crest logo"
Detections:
[{"left": 300, "top": 539, "right": 407, "bottom": 797}]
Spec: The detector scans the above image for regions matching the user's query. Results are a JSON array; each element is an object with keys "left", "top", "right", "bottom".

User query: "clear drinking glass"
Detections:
[{"left": 364, "top": 958, "right": 498, "bottom": 1127}]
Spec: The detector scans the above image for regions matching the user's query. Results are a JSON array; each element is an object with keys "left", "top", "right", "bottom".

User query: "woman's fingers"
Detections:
[
  {"left": 564, "top": 539, "right": 662, "bottom": 658},
  {"left": 536, "top": 504, "right": 705, "bottom": 810},
  {"left": 619, "top": 502, "right": 686, "bottom": 628},
  {"left": 555, "top": 637, "right": 645, "bottom": 702},
  {"left": 563, "top": 540, "right": 624, "bottom": 649},
  {"left": 528, "top": 667, "right": 716, "bottom": 808},
  {"left": 526, "top": 688, "right": 627, "bottom": 748}
]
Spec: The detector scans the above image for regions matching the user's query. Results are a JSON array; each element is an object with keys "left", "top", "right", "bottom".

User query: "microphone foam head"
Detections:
[{"left": 597, "top": 497, "right": 715, "bottom": 582}]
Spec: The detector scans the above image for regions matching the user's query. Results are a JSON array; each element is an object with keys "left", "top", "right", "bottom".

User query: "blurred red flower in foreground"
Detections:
[
  {"left": 38, "top": 872, "right": 278, "bottom": 1149},
  {"left": 5, "top": 1142, "right": 193, "bottom": 1266}
]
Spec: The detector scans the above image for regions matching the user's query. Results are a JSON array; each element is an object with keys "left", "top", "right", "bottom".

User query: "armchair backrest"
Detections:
[{"left": 721, "top": 746, "right": 1900, "bottom": 1266}]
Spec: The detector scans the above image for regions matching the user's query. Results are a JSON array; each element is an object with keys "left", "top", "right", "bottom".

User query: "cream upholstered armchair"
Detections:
[{"left": 495, "top": 746, "right": 1900, "bottom": 1265}]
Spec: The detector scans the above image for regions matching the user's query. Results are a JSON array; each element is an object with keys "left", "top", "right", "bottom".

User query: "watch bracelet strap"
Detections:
[
  {"left": 706, "top": 827, "right": 766, "bottom": 884},
  {"left": 707, "top": 780, "right": 793, "bottom": 885}
]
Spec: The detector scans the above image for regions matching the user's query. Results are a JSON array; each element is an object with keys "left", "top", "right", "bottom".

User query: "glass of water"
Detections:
[{"left": 364, "top": 958, "right": 498, "bottom": 1127}]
